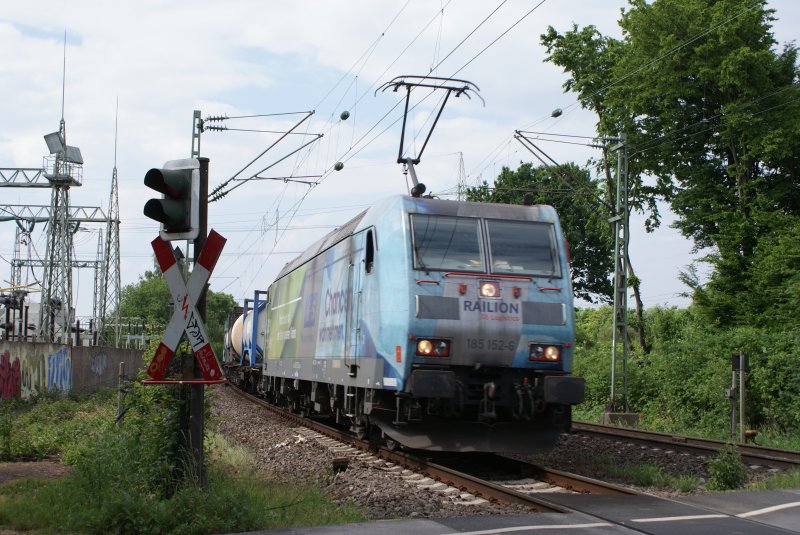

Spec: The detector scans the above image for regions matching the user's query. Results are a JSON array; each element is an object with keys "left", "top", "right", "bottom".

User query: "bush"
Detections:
[
  {"left": 707, "top": 444, "right": 748, "bottom": 490},
  {"left": 0, "top": 376, "right": 364, "bottom": 534},
  {"left": 573, "top": 305, "right": 800, "bottom": 441},
  {"left": 0, "top": 416, "right": 10, "bottom": 461}
]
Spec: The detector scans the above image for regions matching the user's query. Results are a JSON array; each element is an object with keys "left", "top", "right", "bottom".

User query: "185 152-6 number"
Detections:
[{"left": 466, "top": 338, "right": 517, "bottom": 351}]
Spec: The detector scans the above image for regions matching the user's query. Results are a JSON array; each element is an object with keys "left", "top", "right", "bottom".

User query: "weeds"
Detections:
[
  {"left": 707, "top": 444, "right": 748, "bottom": 490},
  {"left": 0, "top": 416, "right": 11, "bottom": 461},
  {"left": 750, "top": 468, "right": 800, "bottom": 490},
  {"left": 674, "top": 474, "right": 701, "bottom": 492},
  {"left": 0, "top": 380, "right": 364, "bottom": 534},
  {"left": 593, "top": 453, "right": 700, "bottom": 492}
]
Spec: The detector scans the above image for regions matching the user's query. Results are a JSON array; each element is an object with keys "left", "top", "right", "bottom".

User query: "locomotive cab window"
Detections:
[
  {"left": 486, "top": 219, "right": 559, "bottom": 277},
  {"left": 410, "top": 214, "right": 484, "bottom": 272},
  {"left": 365, "top": 229, "right": 375, "bottom": 273}
]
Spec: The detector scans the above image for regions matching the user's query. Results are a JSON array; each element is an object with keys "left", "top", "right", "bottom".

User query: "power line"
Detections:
[
  {"left": 449, "top": 0, "right": 547, "bottom": 78},
  {"left": 541, "top": 0, "right": 766, "bottom": 125},
  {"left": 313, "top": 0, "right": 412, "bottom": 111}
]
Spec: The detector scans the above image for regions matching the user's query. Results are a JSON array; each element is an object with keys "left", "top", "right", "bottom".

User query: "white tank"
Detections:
[
  {"left": 228, "top": 313, "right": 245, "bottom": 358},
  {"left": 228, "top": 306, "right": 266, "bottom": 362}
]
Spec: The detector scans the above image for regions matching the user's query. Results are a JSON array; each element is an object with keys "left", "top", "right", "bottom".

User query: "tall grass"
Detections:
[
  {"left": 0, "top": 388, "right": 117, "bottom": 461},
  {"left": 591, "top": 453, "right": 701, "bottom": 492},
  {"left": 750, "top": 469, "right": 800, "bottom": 490},
  {"left": 0, "top": 381, "right": 364, "bottom": 534}
]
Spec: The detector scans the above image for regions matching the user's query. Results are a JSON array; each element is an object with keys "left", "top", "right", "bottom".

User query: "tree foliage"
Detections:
[
  {"left": 574, "top": 306, "right": 800, "bottom": 436},
  {"left": 119, "top": 269, "right": 172, "bottom": 326},
  {"left": 542, "top": 0, "right": 800, "bottom": 325},
  {"left": 466, "top": 162, "right": 614, "bottom": 303}
]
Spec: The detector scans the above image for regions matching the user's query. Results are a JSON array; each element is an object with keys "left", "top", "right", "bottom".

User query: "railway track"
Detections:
[
  {"left": 573, "top": 421, "right": 800, "bottom": 469},
  {"left": 223, "top": 383, "right": 640, "bottom": 513}
]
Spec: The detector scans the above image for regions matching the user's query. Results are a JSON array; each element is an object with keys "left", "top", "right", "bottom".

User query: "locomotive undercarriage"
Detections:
[
  {"left": 365, "top": 365, "right": 582, "bottom": 452},
  {"left": 225, "top": 362, "right": 583, "bottom": 453}
]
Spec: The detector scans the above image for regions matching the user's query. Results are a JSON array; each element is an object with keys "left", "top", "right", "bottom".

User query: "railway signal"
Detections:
[{"left": 143, "top": 158, "right": 200, "bottom": 241}]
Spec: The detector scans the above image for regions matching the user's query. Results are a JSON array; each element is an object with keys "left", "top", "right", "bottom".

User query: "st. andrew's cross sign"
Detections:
[{"left": 146, "top": 229, "right": 226, "bottom": 382}]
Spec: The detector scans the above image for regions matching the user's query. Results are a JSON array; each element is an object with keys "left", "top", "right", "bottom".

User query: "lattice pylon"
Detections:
[
  {"left": 11, "top": 224, "right": 23, "bottom": 291},
  {"left": 92, "top": 229, "right": 104, "bottom": 344},
  {"left": 456, "top": 152, "right": 466, "bottom": 201},
  {"left": 40, "top": 172, "right": 73, "bottom": 343},
  {"left": 97, "top": 165, "right": 121, "bottom": 346}
]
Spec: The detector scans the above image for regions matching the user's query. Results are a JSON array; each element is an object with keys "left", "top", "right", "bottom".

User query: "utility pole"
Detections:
[
  {"left": 189, "top": 111, "right": 206, "bottom": 484},
  {"left": 190, "top": 156, "right": 209, "bottom": 486},
  {"left": 602, "top": 134, "right": 638, "bottom": 426}
]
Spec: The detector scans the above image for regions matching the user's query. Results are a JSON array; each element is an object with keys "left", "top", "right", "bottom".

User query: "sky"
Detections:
[{"left": 1, "top": 0, "right": 798, "bottom": 321}]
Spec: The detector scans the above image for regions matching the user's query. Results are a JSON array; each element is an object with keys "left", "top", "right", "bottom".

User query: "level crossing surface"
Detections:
[{"left": 228, "top": 489, "right": 800, "bottom": 534}]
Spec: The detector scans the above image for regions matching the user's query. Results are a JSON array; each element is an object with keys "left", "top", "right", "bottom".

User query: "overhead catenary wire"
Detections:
[
  {"left": 305, "top": 0, "right": 512, "bottom": 183},
  {"left": 213, "top": 1, "right": 560, "bottom": 300},
  {"left": 209, "top": 112, "right": 318, "bottom": 201},
  {"left": 335, "top": 0, "right": 549, "bottom": 174},
  {"left": 283, "top": 0, "right": 458, "bottom": 178},
  {"left": 525, "top": 0, "right": 767, "bottom": 128},
  {"left": 237, "top": 1, "right": 444, "bottom": 224},
  {"left": 468, "top": 0, "right": 773, "bottom": 187},
  {"left": 312, "top": 0, "right": 412, "bottom": 111},
  {"left": 514, "top": 131, "right": 613, "bottom": 212},
  {"left": 627, "top": 82, "right": 800, "bottom": 158},
  {"left": 229, "top": 0, "right": 511, "bottom": 208}
]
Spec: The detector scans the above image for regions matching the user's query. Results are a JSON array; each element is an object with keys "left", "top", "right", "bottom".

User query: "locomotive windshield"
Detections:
[
  {"left": 410, "top": 214, "right": 559, "bottom": 276},
  {"left": 411, "top": 214, "right": 485, "bottom": 272},
  {"left": 486, "top": 219, "right": 559, "bottom": 276}
]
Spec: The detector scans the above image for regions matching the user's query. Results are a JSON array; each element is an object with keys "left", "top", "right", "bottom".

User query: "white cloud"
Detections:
[{"left": 1, "top": 0, "right": 796, "bottom": 314}]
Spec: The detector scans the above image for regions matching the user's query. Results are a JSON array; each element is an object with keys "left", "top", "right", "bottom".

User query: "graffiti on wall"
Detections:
[
  {"left": 47, "top": 348, "right": 72, "bottom": 393},
  {"left": 0, "top": 351, "right": 21, "bottom": 400},
  {"left": 90, "top": 352, "right": 108, "bottom": 376},
  {"left": 20, "top": 352, "right": 45, "bottom": 399},
  {"left": 0, "top": 347, "right": 72, "bottom": 400}
]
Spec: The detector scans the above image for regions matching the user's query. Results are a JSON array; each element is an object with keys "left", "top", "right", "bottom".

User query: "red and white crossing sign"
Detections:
[{"left": 147, "top": 229, "right": 227, "bottom": 381}]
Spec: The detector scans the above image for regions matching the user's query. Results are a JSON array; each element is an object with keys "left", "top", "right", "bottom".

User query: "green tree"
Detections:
[
  {"left": 119, "top": 269, "right": 172, "bottom": 326},
  {"left": 541, "top": 24, "right": 651, "bottom": 349},
  {"left": 542, "top": 0, "right": 800, "bottom": 326},
  {"left": 467, "top": 162, "right": 613, "bottom": 303},
  {"left": 204, "top": 289, "right": 237, "bottom": 356},
  {"left": 745, "top": 216, "right": 800, "bottom": 327}
]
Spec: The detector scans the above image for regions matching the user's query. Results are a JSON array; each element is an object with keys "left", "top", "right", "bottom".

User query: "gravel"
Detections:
[
  {"left": 523, "top": 430, "right": 782, "bottom": 495},
  {"left": 209, "top": 385, "right": 782, "bottom": 520}
]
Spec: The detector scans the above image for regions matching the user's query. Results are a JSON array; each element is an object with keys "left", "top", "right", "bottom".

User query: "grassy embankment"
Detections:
[{"left": 0, "top": 385, "right": 363, "bottom": 535}]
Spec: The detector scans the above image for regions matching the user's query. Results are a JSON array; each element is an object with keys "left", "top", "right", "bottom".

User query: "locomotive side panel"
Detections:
[
  {"left": 262, "top": 228, "right": 388, "bottom": 389},
  {"left": 363, "top": 197, "right": 414, "bottom": 391}
]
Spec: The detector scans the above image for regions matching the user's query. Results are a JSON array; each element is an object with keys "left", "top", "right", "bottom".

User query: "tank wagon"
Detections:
[{"left": 224, "top": 194, "right": 584, "bottom": 452}]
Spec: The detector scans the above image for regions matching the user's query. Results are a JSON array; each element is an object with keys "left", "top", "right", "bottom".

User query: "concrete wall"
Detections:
[{"left": 0, "top": 341, "right": 144, "bottom": 400}]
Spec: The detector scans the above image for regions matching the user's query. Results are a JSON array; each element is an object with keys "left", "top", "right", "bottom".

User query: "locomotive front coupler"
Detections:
[
  {"left": 478, "top": 381, "right": 497, "bottom": 422},
  {"left": 512, "top": 382, "right": 534, "bottom": 421}
]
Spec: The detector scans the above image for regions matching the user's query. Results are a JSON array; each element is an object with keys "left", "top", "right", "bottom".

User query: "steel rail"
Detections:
[{"left": 573, "top": 421, "right": 800, "bottom": 468}]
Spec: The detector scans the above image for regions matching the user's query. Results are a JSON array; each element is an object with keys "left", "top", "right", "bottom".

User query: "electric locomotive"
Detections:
[{"left": 225, "top": 194, "right": 584, "bottom": 452}]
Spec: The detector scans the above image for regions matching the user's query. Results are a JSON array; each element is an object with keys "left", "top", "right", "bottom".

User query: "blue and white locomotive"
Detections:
[{"left": 225, "top": 194, "right": 584, "bottom": 452}]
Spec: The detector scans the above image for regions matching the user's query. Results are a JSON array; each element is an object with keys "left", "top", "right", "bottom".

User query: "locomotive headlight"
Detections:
[
  {"left": 480, "top": 281, "right": 500, "bottom": 298},
  {"left": 416, "top": 338, "right": 451, "bottom": 357},
  {"left": 544, "top": 345, "right": 561, "bottom": 360},
  {"left": 417, "top": 339, "right": 433, "bottom": 355},
  {"left": 529, "top": 344, "right": 561, "bottom": 362}
]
